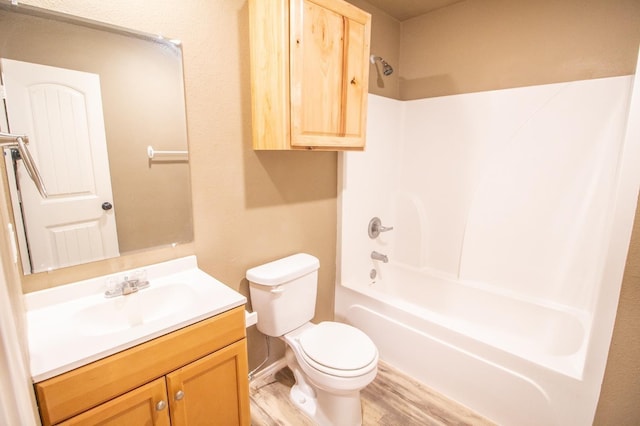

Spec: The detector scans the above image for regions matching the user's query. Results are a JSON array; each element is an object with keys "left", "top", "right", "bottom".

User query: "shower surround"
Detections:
[{"left": 336, "top": 75, "right": 639, "bottom": 425}]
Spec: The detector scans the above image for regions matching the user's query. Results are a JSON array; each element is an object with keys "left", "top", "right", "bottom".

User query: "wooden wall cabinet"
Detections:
[
  {"left": 34, "top": 307, "right": 250, "bottom": 426},
  {"left": 249, "top": 0, "right": 371, "bottom": 150}
]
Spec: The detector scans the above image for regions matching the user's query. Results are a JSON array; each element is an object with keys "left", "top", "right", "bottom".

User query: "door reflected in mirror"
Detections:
[{"left": 0, "top": 4, "right": 193, "bottom": 274}]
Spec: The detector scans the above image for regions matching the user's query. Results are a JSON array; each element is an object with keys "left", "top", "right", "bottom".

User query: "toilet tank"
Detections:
[{"left": 246, "top": 253, "right": 319, "bottom": 336}]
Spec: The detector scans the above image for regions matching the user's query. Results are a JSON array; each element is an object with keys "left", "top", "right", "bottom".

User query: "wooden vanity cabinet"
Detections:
[
  {"left": 35, "top": 306, "right": 250, "bottom": 426},
  {"left": 249, "top": 0, "right": 371, "bottom": 150}
]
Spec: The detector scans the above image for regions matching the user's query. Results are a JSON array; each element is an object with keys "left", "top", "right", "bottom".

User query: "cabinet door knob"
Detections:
[
  {"left": 156, "top": 400, "right": 167, "bottom": 411},
  {"left": 175, "top": 390, "right": 185, "bottom": 401}
]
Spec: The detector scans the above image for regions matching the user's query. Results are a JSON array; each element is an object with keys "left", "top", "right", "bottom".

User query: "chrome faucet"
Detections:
[
  {"left": 371, "top": 251, "right": 389, "bottom": 263},
  {"left": 104, "top": 270, "right": 149, "bottom": 298}
]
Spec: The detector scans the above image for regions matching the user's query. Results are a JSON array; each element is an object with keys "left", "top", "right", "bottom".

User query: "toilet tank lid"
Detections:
[{"left": 246, "top": 253, "right": 319, "bottom": 286}]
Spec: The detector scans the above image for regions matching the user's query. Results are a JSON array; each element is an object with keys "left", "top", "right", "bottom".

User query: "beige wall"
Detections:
[
  {"left": 595, "top": 198, "right": 640, "bottom": 424},
  {"left": 399, "top": 0, "right": 640, "bottom": 99},
  {"left": 348, "top": 0, "right": 401, "bottom": 99}
]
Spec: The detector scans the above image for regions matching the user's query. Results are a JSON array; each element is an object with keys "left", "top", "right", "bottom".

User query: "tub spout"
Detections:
[{"left": 371, "top": 251, "right": 388, "bottom": 263}]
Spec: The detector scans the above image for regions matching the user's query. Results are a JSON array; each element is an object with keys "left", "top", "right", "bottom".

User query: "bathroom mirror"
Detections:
[{"left": 0, "top": 3, "right": 193, "bottom": 274}]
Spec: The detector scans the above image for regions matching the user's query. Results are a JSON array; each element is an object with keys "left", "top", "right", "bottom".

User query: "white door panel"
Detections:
[{"left": 1, "top": 58, "right": 119, "bottom": 272}]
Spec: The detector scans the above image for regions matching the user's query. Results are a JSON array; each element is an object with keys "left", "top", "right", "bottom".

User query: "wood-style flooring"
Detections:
[{"left": 250, "top": 360, "right": 495, "bottom": 426}]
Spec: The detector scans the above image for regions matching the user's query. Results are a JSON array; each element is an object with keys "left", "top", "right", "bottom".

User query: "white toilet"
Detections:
[{"left": 247, "top": 253, "right": 378, "bottom": 426}]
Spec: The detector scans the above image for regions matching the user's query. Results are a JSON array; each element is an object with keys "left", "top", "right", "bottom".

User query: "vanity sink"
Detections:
[
  {"left": 25, "top": 256, "right": 247, "bottom": 382},
  {"left": 72, "top": 283, "right": 198, "bottom": 336}
]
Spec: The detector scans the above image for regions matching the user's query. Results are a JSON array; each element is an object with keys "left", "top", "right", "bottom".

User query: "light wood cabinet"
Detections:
[
  {"left": 35, "top": 306, "right": 250, "bottom": 426},
  {"left": 167, "top": 340, "right": 249, "bottom": 425},
  {"left": 249, "top": 0, "right": 371, "bottom": 150},
  {"left": 58, "top": 378, "right": 170, "bottom": 426}
]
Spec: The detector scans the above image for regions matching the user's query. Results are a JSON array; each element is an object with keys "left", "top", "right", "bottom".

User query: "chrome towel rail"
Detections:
[
  {"left": 147, "top": 145, "right": 188, "bottom": 160},
  {"left": 0, "top": 132, "right": 48, "bottom": 198}
]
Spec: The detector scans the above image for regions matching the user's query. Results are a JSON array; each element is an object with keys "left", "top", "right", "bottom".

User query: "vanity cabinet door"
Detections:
[
  {"left": 58, "top": 378, "right": 170, "bottom": 426},
  {"left": 166, "top": 339, "right": 250, "bottom": 426}
]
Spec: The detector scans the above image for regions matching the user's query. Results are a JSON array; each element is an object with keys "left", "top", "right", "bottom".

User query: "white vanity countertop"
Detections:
[{"left": 25, "top": 256, "right": 246, "bottom": 382}]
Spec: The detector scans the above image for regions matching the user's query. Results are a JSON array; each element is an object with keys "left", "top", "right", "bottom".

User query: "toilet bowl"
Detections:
[
  {"left": 282, "top": 322, "right": 378, "bottom": 425},
  {"left": 286, "top": 322, "right": 378, "bottom": 388},
  {"left": 247, "top": 253, "right": 378, "bottom": 425}
]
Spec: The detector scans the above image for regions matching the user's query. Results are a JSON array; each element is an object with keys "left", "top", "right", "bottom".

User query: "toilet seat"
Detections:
[{"left": 298, "top": 322, "right": 377, "bottom": 378}]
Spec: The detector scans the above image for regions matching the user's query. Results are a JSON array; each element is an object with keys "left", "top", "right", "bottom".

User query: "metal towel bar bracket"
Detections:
[{"left": 0, "top": 132, "right": 48, "bottom": 198}]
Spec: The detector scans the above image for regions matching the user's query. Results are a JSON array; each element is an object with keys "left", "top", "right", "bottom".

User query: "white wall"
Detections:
[
  {"left": 338, "top": 95, "right": 403, "bottom": 286},
  {"left": 341, "top": 76, "right": 633, "bottom": 312}
]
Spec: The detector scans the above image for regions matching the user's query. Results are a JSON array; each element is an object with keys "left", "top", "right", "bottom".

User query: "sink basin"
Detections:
[
  {"left": 72, "top": 283, "right": 198, "bottom": 336},
  {"left": 25, "top": 256, "right": 247, "bottom": 382}
]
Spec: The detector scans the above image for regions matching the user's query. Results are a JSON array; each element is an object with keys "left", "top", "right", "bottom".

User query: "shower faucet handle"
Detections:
[{"left": 368, "top": 217, "right": 394, "bottom": 239}]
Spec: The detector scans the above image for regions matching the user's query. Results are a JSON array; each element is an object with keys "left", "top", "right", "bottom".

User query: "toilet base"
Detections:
[
  {"left": 285, "top": 348, "right": 364, "bottom": 426},
  {"left": 289, "top": 384, "right": 363, "bottom": 426},
  {"left": 314, "top": 388, "right": 363, "bottom": 426},
  {"left": 290, "top": 383, "right": 318, "bottom": 418}
]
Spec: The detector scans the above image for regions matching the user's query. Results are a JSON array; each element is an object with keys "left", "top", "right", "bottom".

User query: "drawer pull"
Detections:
[
  {"left": 156, "top": 400, "right": 167, "bottom": 411},
  {"left": 175, "top": 390, "right": 185, "bottom": 401}
]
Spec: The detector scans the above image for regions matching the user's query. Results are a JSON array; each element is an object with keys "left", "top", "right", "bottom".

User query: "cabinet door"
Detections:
[
  {"left": 58, "top": 378, "right": 170, "bottom": 426},
  {"left": 290, "top": 0, "right": 371, "bottom": 149},
  {"left": 166, "top": 339, "right": 250, "bottom": 426}
]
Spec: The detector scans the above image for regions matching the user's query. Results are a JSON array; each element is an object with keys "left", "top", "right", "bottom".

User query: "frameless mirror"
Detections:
[{"left": 0, "top": 3, "right": 193, "bottom": 274}]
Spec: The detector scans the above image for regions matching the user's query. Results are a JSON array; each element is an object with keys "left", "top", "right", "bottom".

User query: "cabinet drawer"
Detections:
[{"left": 35, "top": 306, "right": 245, "bottom": 425}]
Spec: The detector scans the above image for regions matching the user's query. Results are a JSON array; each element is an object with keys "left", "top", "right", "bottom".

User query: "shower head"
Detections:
[
  {"left": 381, "top": 60, "right": 393, "bottom": 76},
  {"left": 370, "top": 55, "right": 393, "bottom": 76}
]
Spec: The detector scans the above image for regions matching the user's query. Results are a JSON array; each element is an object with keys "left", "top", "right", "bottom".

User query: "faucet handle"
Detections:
[
  {"left": 121, "top": 281, "right": 137, "bottom": 296},
  {"left": 368, "top": 217, "right": 394, "bottom": 239},
  {"left": 128, "top": 269, "right": 149, "bottom": 289},
  {"left": 104, "top": 276, "right": 120, "bottom": 298}
]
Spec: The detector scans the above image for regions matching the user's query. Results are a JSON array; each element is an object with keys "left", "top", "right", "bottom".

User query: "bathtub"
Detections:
[
  {"left": 334, "top": 265, "right": 596, "bottom": 425},
  {"left": 350, "top": 264, "right": 588, "bottom": 377}
]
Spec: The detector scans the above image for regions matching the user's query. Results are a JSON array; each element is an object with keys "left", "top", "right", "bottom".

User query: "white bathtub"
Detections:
[
  {"left": 334, "top": 266, "right": 595, "bottom": 425},
  {"left": 361, "top": 264, "right": 589, "bottom": 377}
]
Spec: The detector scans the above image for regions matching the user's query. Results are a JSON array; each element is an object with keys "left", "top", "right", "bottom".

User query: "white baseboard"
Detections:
[{"left": 249, "top": 357, "right": 287, "bottom": 390}]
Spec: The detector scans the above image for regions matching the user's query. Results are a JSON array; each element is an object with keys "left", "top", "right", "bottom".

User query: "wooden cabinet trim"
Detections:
[
  {"left": 249, "top": 0, "right": 291, "bottom": 150},
  {"left": 35, "top": 306, "right": 245, "bottom": 425}
]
